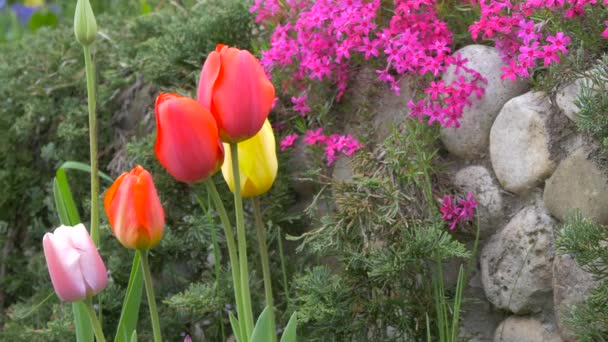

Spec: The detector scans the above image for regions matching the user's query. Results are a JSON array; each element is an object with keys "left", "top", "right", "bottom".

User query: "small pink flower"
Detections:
[
  {"left": 547, "top": 32, "right": 570, "bottom": 54},
  {"left": 43, "top": 224, "right": 108, "bottom": 302},
  {"left": 540, "top": 45, "right": 560, "bottom": 66},
  {"left": 440, "top": 193, "right": 477, "bottom": 231},
  {"left": 280, "top": 133, "right": 299, "bottom": 151},
  {"left": 291, "top": 94, "right": 311, "bottom": 116},
  {"left": 303, "top": 128, "right": 325, "bottom": 145}
]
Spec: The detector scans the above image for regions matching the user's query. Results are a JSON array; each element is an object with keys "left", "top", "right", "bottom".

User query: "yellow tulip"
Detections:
[{"left": 222, "top": 119, "right": 278, "bottom": 197}]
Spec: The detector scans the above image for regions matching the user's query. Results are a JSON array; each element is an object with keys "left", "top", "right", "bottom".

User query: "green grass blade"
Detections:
[
  {"left": 59, "top": 161, "right": 113, "bottom": 183},
  {"left": 450, "top": 265, "right": 466, "bottom": 342},
  {"left": 426, "top": 313, "right": 432, "bottom": 342},
  {"left": 229, "top": 312, "right": 243, "bottom": 342},
  {"left": 250, "top": 306, "right": 273, "bottom": 342},
  {"left": 280, "top": 311, "right": 297, "bottom": 342},
  {"left": 114, "top": 251, "right": 144, "bottom": 342}
]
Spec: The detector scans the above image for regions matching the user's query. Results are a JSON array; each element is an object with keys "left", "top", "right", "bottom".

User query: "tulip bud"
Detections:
[
  {"left": 197, "top": 44, "right": 275, "bottom": 143},
  {"left": 74, "top": 0, "right": 97, "bottom": 46},
  {"left": 104, "top": 165, "right": 165, "bottom": 250},
  {"left": 43, "top": 224, "right": 108, "bottom": 302},
  {"left": 155, "top": 93, "right": 225, "bottom": 183},
  {"left": 222, "top": 119, "right": 278, "bottom": 197}
]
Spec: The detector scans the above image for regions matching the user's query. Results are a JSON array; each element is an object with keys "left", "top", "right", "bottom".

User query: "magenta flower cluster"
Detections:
[
  {"left": 251, "top": 0, "right": 608, "bottom": 130},
  {"left": 252, "top": 0, "right": 490, "bottom": 128},
  {"left": 440, "top": 192, "right": 478, "bottom": 231},
  {"left": 280, "top": 128, "right": 363, "bottom": 166},
  {"left": 468, "top": 0, "right": 587, "bottom": 81}
]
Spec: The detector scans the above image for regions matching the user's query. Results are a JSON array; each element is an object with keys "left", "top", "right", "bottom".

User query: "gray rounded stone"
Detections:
[
  {"left": 543, "top": 148, "right": 608, "bottom": 224},
  {"left": 453, "top": 165, "right": 504, "bottom": 238},
  {"left": 440, "top": 45, "right": 528, "bottom": 159},
  {"left": 494, "top": 316, "right": 562, "bottom": 342},
  {"left": 553, "top": 253, "right": 599, "bottom": 341},
  {"left": 490, "top": 92, "right": 557, "bottom": 195},
  {"left": 481, "top": 199, "right": 556, "bottom": 314},
  {"left": 555, "top": 78, "right": 587, "bottom": 122}
]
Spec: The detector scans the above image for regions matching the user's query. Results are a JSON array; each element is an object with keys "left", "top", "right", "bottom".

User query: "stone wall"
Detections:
[
  {"left": 439, "top": 45, "right": 602, "bottom": 342},
  {"left": 326, "top": 44, "right": 604, "bottom": 341}
]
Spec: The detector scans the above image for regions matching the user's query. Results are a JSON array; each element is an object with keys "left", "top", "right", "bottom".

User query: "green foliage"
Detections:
[
  {"left": 291, "top": 120, "right": 470, "bottom": 341},
  {"left": 575, "top": 54, "right": 608, "bottom": 160},
  {"left": 138, "top": 0, "right": 254, "bottom": 89},
  {"left": 556, "top": 211, "right": 608, "bottom": 340},
  {"left": 0, "top": 1, "right": 270, "bottom": 340}
]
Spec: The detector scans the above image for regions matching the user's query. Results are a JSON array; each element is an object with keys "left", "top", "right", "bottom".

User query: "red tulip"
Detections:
[
  {"left": 104, "top": 165, "right": 165, "bottom": 250},
  {"left": 43, "top": 224, "right": 108, "bottom": 302},
  {"left": 155, "top": 93, "right": 225, "bottom": 183},
  {"left": 197, "top": 44, "right": 275, "bottom": 143}
]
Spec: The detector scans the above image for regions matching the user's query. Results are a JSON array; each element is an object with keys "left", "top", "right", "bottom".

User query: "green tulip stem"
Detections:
[
  {"left": 252, "top": 198, "right": 276, "bottom": 342},
  {"left": 194, "top": 190, "right": 226, "bottom": 341},
  {"left": 84, "top": 299, "right": 106, "bottom": 342},
  {"left": 82, "top": 45, "right": 99, "bottom": 246},
  {"left": 200, "top": 181, "right": 245, "bottom": 340},
  {"left": 140, "top": 250, "right": 162, "bottom": 342},
  {"left": 230, "top": 142, "right": 255, "bottom": 337},
  {"left": 277, "top": 227, "right": 290, "bottom": 309}
]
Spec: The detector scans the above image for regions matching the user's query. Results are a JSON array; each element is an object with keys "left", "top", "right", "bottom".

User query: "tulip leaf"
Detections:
[
  {"left": 59, "top": 161, "right": 113, "bottom": 183},
  {"left": 52, "top": 178, "right": 70, "bottom": 225},
  {"left": 114, "top": 251, "right": 144, "bottom": 342},
  {"left": 53, "top": 168, "right": 93, "bottom": 341},
  {"left": 250, "top": 306, "right": 274, "bottom": 342},
  {"left": 129, "top": 330, "right": 138, "bottom": 342},
  {"left": 280, "top": 312, "right": 298, "bottom": 342},
  {"left": 229, "top": 312, "right": 243, "bottom": 342},
  {"left": 54, "top": 168, "right": 82, "bottom": 225}
]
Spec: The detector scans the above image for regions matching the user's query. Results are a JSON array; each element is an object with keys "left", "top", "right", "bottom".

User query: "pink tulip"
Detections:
[{"left": 43, "top": 224, "right": 108, "bottom": 302}]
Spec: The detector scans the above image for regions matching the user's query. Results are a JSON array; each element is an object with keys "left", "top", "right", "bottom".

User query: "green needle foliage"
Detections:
[
  {"left": 556, "top": 211, "right": 608, "bottom": 340},
  {"left": 290, "top": 121, "right": 470, "bottom": 341}
]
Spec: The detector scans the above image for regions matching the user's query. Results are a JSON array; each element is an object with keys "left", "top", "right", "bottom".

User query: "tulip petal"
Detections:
[
  {"left": 221, "top": 120, "right": 277, "bottom": 197},
  {"left": 155, "top": 96, "right": 223, "bottom": 183},
  {"left": 104, "top": 172, "right": 127, "bottom": 228},
  {"left": 69, "top": 224, "right": 108, "bottom": 296},
  {"left": 197, "top": 51, "right": 221, "bottom": 111},
  {"left": 239, "top": 120, "right": 277, "bottom": 197},
  {"left": 43, "top": 228, "right": 87, "bottom": 302},
  {"left": 108, "top": 174, "right": 140, "bottom": 247},
  {"left": 133, "top": 168, "right": 164, "bottom": 249},
  {"left": 212, "top": 48, "right": 275, "bottom": 142}
]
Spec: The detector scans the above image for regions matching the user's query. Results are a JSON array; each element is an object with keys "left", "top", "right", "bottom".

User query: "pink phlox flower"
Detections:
[
  {"left": 540, "top": 44, "right": 560, "bottom": 66},
  {"left": 501, "top": 60, "right": 519, "bottom": 81},
  {"left": 603, "top": 21, "right": 608, "bottom": 38},
  {"left": 546, "top": 32, "right": 570, "bottom": 54},
  {"left": 518, "top": 42, "right": 541, "bottom": 64},
  {"left": 440, "top": 193, "right": 477, "bottom": 231},
  {"left": 280, "top": 133, "right": 299, "bottom": 151},
  {"left": 423, "top": 102, "right": 444, "bottom": 125},
  {"left": 458, "top": 192, "right": 478, "bottom": 218},
  {"left": 357, "top": 37, "right": 380, "bottom": 60},
  {"left": 407, "top": 99, "right": 426, "bottom": 122},
  {"left": 517, "top": 19, "right": 538, "bottom": 44},
  {"left": 425, "top": 80, "right": 448, "bottom": 100},
  {"left": 303, "top": 128, "right": 326, "bottom": 145},
  {"left": 341, "top": 135, "right": 363, "bottom": 156},
  {"left": 291, "top": 94, "right": 311, "bottom": 116}
]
